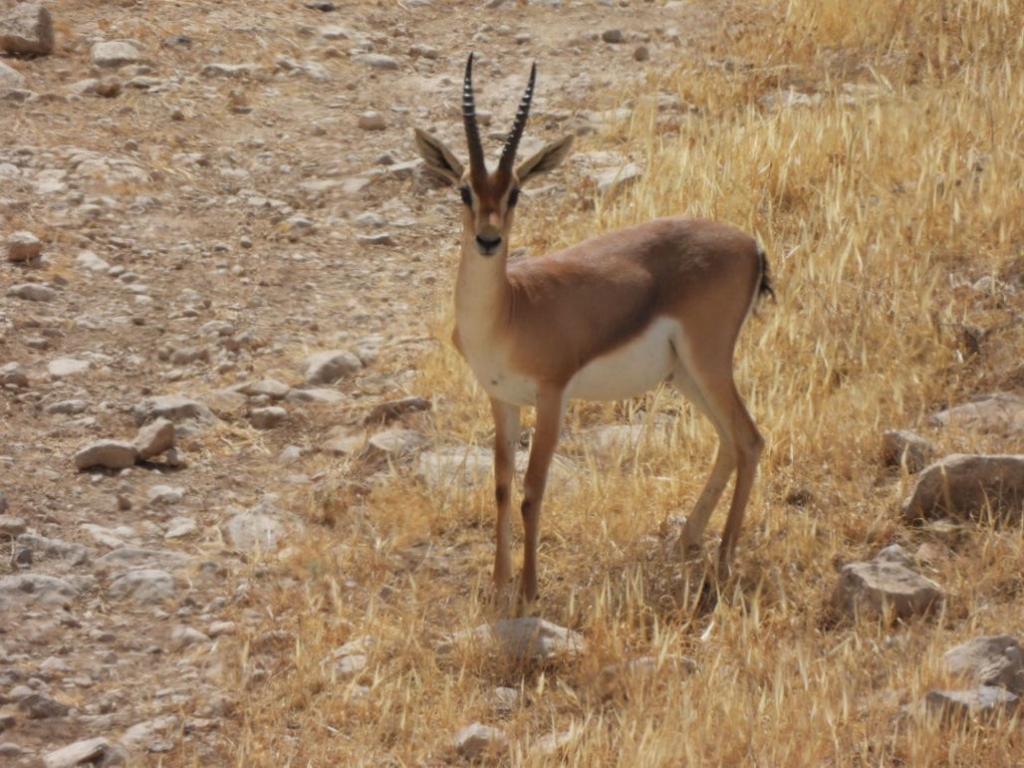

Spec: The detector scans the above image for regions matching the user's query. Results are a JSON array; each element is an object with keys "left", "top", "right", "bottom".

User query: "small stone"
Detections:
[
  {"left": 602, "top": 29, "right": 625, "bottom": 43},
  {"left": 944, "top": 635, "right": 1024, "bottom": 695},
  {"left": 208, "top": 621, "right": 237, "bottom": 637},
  {"left": 364, "top": 428, "right": 427, "bottom": 458},
  {"left": 0, "top": 515, "right": 26, "bottom": 538},
  {"left": 48, "top": 357, "right": 90, "bottom": 377},
  {"left": 881, "top": 430, "right": 934, "bottom": 473},
  {"left": 832, "top": 544, "right": 944, "bottom": 620},
  {"left": 453, "top": 722, "right": 508, "bottom": 759},
  {"left": 0, "top": 4, "right": 54, "bottom": 56},
  {"left": 901, "top": 454, "right": 1024, "bottom": 524},
  {"left": 246, "top": 379, "right": 291, "bottom": 400},
  {"left": 0, "top": 573, "right": 78, "bottom": 609},
  {"left": 929, "top": 393, "right": 1024, "bottom": 437},
  {"left": 132, "top": 395, "right": 218, "bottom": 437},
  {"left": 302, "top": 349, "right": 362, "bottom": 385},
  {"left": 75, "top": 250, "right": 111, "bottom": 271},
  {"left": 91, "top": 40, "right": 145, "bottom": 68},
  {"left": 358, "top": 111, "right": 386, "bottom": 130},
  {"left": 171, "top": 625, "right": 210, "bottom": 650},
  {"left": 925, "top": 686, "right": 1019, "bottom": 724},
  {"left": 134, "top": 417, "right": 175, "bottom": 460},
  {"left": 353, "top": 53, "right": 400, "bottom": 70},
  {"left": 6, "top": 230, "right": 42, "bottom": 261},
  {"left": 0, "top": 362, "right": 29, "bottom": 387},
  {"left": 107, "top": 569, "right": 177, "bottom": 604},
  {"left": 249, "top": 406, "right": 287, "bottom": 430},
  {"left": 8, "top": 283, "right": 56, "bottom": 301},
  {"left": 365, "top": 396, "right": 432, "bottom": 424},
  {"left": 440, "top": 618, "right": 585, "bottom": 661},
  {"left": 147, "top": 485, "right": 184, "bottom": 505},
  {"left": 356, "top": 232, "right": 394, "bottom": 246},
  {"left": 0, "top": 60, "right": 26, "bottom": 88},
  {"left": 74, "top": 440, "right": 139, "bottom": 470},
  {"left": 222, "top": 502, "right": 287, "bottom": 551},
  {"left": 42, "top": 738, "right": 115, "bottom": 768},
  {"left": 17, "top": 692, "right": 70, "bottom": 719},
  {"left": 634, "top": 45, "right": 650, "bottom": 61}
]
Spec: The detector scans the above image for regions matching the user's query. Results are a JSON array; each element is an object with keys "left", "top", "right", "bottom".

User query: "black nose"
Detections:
[{"left": 476, "top": 234, "right": 502, "bottom": 252}]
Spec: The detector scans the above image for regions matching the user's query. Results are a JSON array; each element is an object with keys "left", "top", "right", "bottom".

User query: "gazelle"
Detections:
[{"left": 415, "top": 54, "right": 772, "bottom": 607}]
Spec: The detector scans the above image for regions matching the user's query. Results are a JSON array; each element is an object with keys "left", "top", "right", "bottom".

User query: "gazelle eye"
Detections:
[
  {"left": 460, "top": 186, "right": 473, "bottom": 206},
  {"left": 507, "top": 188, "right": 520, "bottom": 208}
]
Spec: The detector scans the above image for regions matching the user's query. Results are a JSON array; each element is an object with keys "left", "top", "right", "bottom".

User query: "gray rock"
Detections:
[
  {"left": 488, "top": 686, "right": 520, "bottom": 713},
  {"left": 0, "top": 515, "right": 26, "bottom": 538},
  {"left": 598, "top": 654, "right": 697, "bottom": 698},
  {"left": 945, "top": 635, "right": 1024, "bottom": 694},
  {"left": 832, "top": 544, "right": 943, "bottom": 620},
  {"left": 200, "top": 62, "right": 254, "bottom": 78},
  {"left": 17, "top": 692, "right": 70, "bottom": 719},
  {"left": 925, "top": 686, "right": 1019, "bottom": 724},
  {"left": 42, "top": 737, "right": 111, "bottom": 768},
  {"left": 6, "top": 230, "right": 42, "bottom": 261},
  {"left": 249, "top": 406, "right": 287, "bottom": 430},
  {"left": 353, "top": 53, "right": 400, "bottom": 70},
  {"left": 16, "top": 533, "right": 89, "bottom": 565},
  {"left": 529, "top": 730, "right": 576, "bottom": 759},
  {"left": 0, "top": 573, "right": 78, "bottom": 609},
  {"left": 286, "top": 387, "right": 346, "bottom": 404},
  {"left": 602, "top": 29, "right": 625, "bottom": 43},
  {"left": 48, "top": 357, "right": 90, "bottom": 377},
  {"left": 453, "top": 722, "right": 508, "bottom": 759},
  {"left": 0, "top": 61, "right": 26, "bottom": 88},
  {"left": 881, "top": 430, "right": 934, "bottom": 473},
  {"left": 164, "top": 517, "right": 197, "bottom": 540},
  {"left": 222, "top": 503, "right": 287, "bottom": 551},
  {"left": 134, "top": 417, "right": 175, "bottom": 460},
  {"left": 302, "top": 349, "right": 362, "bottom": 385},
  {"left": 0, "top": 4, "right": 53, "bottom": 56},
  {"left": 75, "top": 250, "right": 110, "bottom": 271},
  {"left": 633, "top": 45, "right": 650, "bottom": 62},
  {"left": 90, "top": 40, "right": 144, "bottom": 68},
  {"left": 364, "top": 428, "right": 427, "bottom": 458},
  {"left": 0, "top": 742, "right": 23, "bottom": 758},
  {"left": 901, "top": 454, "right": 1024, "bottom": 524},
  {"left": 440, "top": 618, "right": 585, "bottom": 661},
  {"left": 146, "top": 485, "right": 184, "bottom": 505},
  {"left": 96, "top": 547, "right": 188, "bottom": 571},
  {"left": 132, "top": 395, "right": 218, "bottom": 437},
  {"left": 171, "top": 625, "right": 210, "bottom": 650},
  {"left": 245, "top": 379, "right": 290, "bottom": 400},
  {"left": 0, "top": 362, "right": 28, "bottom": 387},
  {"left": 74, "top": 440, "right": 138, "bottom": 470},
  {"left": 8, "top": 282, "right": 56, "bottom": 301},
  {"left": 594, "top": 162, "right": 641, "bottom": 197},
  {"left": 107, "top": 569, "right": 177, "bottom": 604},
  {"left": 929, "top": 393, "right": 1024, "bottom": 436},
  {"left": 358, "top": 111, "right": 386, "bottom": 130},
  {"left": 44, "top": 399, "right": 89, "bottom": 415}
]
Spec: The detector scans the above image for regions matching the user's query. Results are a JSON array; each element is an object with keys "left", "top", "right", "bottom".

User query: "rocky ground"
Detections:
[{"left": 0, "top": 0, "right": 717, "bottom": 763}]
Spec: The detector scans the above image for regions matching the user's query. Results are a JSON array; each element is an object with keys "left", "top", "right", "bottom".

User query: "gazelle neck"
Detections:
[{"left": 455, "top": 230, "right": 512, "bottom": 334}]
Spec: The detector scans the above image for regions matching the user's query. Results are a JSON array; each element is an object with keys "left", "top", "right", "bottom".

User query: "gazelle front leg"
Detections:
[
  {"left": 490, "top": 397, "right": 520, "bottom": 589},
  {"left": 519, "top": 388, "right": 568, "bottom": 609}
]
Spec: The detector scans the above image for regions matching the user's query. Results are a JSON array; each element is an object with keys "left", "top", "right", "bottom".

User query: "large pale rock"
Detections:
[
  {"left": 74, "top": 440, "right": 138, "bottom": 470},
  {"left": 832, "top": 544, "right": 943, "bottom": 620},
  {"left": 944, "top": 635, "right": 1024, "bottom": 694},
  {"left": 439, "top": 617, "right": 585, "bottom": 661},
  {"left": 8, "top": 283, "right": 56, "bottom": 301},
  {"left": 42, "top": 737, "right": 110, "bottom": 768},
  {"left": 48, "top": 357, "right": 90, "bottom": 377},
  {"left": 901, "top": 454, "right": 1024, "bottom": 524},
  {"left": 132, "top": 394, "right": 218, "bottom": 436},
  {"left": 302, "top": 349, "right": 362, "bottom": 385},
  {"left": 929, "top": 393, "right": 1024, "bottom": 437},
  {"left": 0, "top": 574, "right": 78, "bottom": 609}
]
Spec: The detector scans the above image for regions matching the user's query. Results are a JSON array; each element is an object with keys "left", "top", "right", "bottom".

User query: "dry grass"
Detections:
[{"left": 217, "top": 1, "right": 1024, "bottom": 765}]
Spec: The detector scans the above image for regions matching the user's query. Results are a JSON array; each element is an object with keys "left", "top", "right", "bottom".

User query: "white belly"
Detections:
[{"left": 566, "top": 317, "right": 678, "bottom": 401}]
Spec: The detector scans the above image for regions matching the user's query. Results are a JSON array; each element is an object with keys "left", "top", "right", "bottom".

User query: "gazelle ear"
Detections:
[
  {"left": 414, "top": 128, "right": 465, "bottom": 185},
  {"left": 516, "top": 134, "right": 574, "bottom": 185}
]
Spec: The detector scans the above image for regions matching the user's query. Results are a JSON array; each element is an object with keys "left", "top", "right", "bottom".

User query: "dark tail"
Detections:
[{"left": 756, "top": 243, "right": 775, "bottom": 302}]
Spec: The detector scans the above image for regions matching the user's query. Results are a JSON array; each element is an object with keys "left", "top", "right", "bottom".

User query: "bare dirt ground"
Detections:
[{"left": 2, "top": 0, "right": 1024, "bottom": 765}]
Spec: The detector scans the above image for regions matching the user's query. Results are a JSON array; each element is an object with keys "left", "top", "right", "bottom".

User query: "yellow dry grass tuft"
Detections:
[{"left": 218, "top": 1, "right": 1024, "bottom": 764}]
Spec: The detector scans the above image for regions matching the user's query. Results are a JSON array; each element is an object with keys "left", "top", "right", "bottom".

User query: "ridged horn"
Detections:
[
  {"left": 498, "top": 62, "right": 537, "bottom": 175},
  {"left": 463, "top": 53, "right": 486, "bottom": 175}
]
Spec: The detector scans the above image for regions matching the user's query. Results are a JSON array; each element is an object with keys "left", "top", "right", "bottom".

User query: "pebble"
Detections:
[
  {"left": 134, "top": 417, "right": 176, "bottom": 460},
  {"left": 353, "top": 53, "right": 400, "bottom": 70},
  {"left": 107, "top": 569, "right": 177, "bottom": 604},
  {"left": 8, "top": 282, "right": 56, "bottom": 301},
  {"left": 249, "top": 406, "right": 287, "bottom": 429},
  {"left": 6, "top": 230, "right": 42, "bottom": 261},
  {"left": 602, "top": 29, "right": 625, "bottom": 43},
  {"left": 303, "top": 349, "right": 362, "bottom": 385},
  {"left": 91, "top": 40, "right": 145, "bottom": 68},
  {"left": 358, "top": 111, "right": 386, "bottom": 130},
  {"left": 0, "top": 515, "right": 27, "bottom": 538},
  {"left": 48, "top": 357, "right": 90, "bottom": 377},
  {"left": 0, "top": 362, "right": 29, "bottom": 387},
  {"left": 453, "top": 722, "right": 508, "bottom": 759},
  {"left": 74, "top": 440, "right": 139, "bottom": 470}
]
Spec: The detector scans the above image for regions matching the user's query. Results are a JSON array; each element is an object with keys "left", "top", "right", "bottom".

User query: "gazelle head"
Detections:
[{"left": 415, "top": 53, "right": 574, "bottom": 257}]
